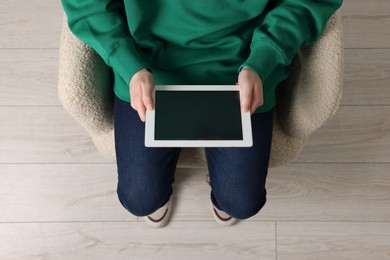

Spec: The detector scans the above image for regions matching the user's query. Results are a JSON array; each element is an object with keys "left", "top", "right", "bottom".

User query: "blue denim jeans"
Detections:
[{"left": 114, "top": 94, "right": 274, "bottom": 220}]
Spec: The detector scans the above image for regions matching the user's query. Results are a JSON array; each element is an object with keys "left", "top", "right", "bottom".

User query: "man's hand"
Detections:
[
  {"left": 129, "top": 68, "right": 154, "bottom": 122},
  {"left": 237, "top": 66, "right": 264, "bottom": 114}
]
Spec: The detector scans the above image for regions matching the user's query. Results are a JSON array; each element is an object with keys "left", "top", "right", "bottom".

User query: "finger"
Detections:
[
  {"left": 137, "top": 102, "right": 146, "bottom": 122},
  {"left": 130, "top": 100, "right": 136, "bottom": 110},
  {"left": 141, "top": 82, "right": 154, "bottom": 111},
  {"left": 239, "top": 83, "right": 253, "bottom": 113},
  {"left": 130, "top": 83, "right": 145, "bottom": 121},
  {"left": 130, "top": 88, "right": 141, "bottom": 111},
  {"left": 130, "top": 96, "right": 141, "bottom": 112},
  {"left": 250, "top": 84, "right": 264, "bottom": 114}
]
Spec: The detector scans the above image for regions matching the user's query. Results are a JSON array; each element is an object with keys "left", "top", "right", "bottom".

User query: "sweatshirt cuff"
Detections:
[
  {"left": 108, "top": 39, "right": 150, "bottom": 86},
  {"left": 238, "top": 39, "right": 286, "bottom": 82}
]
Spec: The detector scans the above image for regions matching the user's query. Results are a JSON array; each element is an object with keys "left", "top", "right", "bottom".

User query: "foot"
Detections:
[
  {"left": 211, "top": 201, "right": 238, "bottom": 227},
  {"left": 144, "top": 197, "right": 172, "bottom": 228}
]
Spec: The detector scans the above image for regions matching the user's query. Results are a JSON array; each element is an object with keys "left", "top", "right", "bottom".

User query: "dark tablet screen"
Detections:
[{"left": 154, "top": 90, "right": 243, "bottom": 140}]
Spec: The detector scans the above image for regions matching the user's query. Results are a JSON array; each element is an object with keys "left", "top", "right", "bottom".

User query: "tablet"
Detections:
[{"left": 145, "top": 85, "right": 252, "bottom": 147}]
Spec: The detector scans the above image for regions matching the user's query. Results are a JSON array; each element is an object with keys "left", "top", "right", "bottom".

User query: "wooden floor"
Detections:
[{"left": 1, "top": 0, "right": 390, "bottom": 259}]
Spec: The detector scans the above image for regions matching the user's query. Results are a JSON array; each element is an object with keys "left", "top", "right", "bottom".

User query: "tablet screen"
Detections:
[{"left": 154, "top": 90, "right": 243, "bottom": 140}]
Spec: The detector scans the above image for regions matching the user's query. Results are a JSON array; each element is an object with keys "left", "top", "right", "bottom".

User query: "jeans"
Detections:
[{"left": 113, "top": 94, "right": 274, "bottom": 220}]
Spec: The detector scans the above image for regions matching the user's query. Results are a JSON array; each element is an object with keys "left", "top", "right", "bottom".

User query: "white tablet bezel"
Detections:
[{"left": 145, "top": 85, "right": 252, "bottom": 147}]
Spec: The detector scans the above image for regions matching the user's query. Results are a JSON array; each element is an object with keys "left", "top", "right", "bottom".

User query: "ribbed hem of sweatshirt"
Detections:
[
  {"left": 238, "top": 39, "right": 286, "bottom": 83},
  {"left": 108, "top": 39, "right": 150, "bottom": 86}
]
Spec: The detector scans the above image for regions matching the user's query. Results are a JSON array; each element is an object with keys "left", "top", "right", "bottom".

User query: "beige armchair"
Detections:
[{"left": 58, "top": 11, "right": 343, "bottom": 168}]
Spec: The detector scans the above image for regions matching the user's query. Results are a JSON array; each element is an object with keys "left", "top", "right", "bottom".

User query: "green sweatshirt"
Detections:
[{"left": 61, "top": 0, "right": 342, "bottom": 113}]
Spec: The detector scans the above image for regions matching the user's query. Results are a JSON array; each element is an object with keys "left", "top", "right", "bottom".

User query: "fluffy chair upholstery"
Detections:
[{"left": 58, "top": 11, "right": 343, "bottom": 168}]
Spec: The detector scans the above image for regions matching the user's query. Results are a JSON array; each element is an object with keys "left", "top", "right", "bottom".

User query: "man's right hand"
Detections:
[{"left": 129, "top": 68, "right": 155, "bottom": 122}]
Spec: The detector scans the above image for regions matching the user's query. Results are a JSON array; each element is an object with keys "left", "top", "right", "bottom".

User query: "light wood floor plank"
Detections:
[
  {"left": 1, "top": 1, "right": 63, "bottom": 48},
  {"left": 0, "top": 49, "right": 59, "bottom": 106},
  {"left": 277, "top": 222, "right": 390, "bottom": 260},
  {"left": 342, "top": 17, "right": 390, "bottom": 49},
  {"left": 0, "top": 107, "right": 110, "bottom": 163},
  {"left": 342, "top": 0, "right": 390, "bottom": 16},
  {"left": 341, "top": 0, "right": 390, "bottom": 48},
  {"left": 0, "top": 222, "right": 276, "bottom": 260},
  {"left": 343, "top": 49, "right": 390, "bottom": 105},
  {"left": 297, "top": 106, "right": 390, "bottom": 163},
  {"left": 0, "top": 164, "right": 135, "bottom": 222},
  {"left": 260, "top": 163, "right": 390, "bottom": 221}
]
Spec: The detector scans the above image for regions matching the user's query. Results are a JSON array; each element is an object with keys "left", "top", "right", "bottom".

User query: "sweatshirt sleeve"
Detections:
[
  {"left": 238, "top": 0, "right": 343, "bottom": 82},
  {"left": 61, "top": 0, "right": 149, "bottom": 86}
]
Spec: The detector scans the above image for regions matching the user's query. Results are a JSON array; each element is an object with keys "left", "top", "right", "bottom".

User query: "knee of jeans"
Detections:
[
  {"left": 214, "top": 189, "right": 267, "bottom": 220},
  {"left": 116, "top": 183, "right": 170, "bottom": 217}
]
